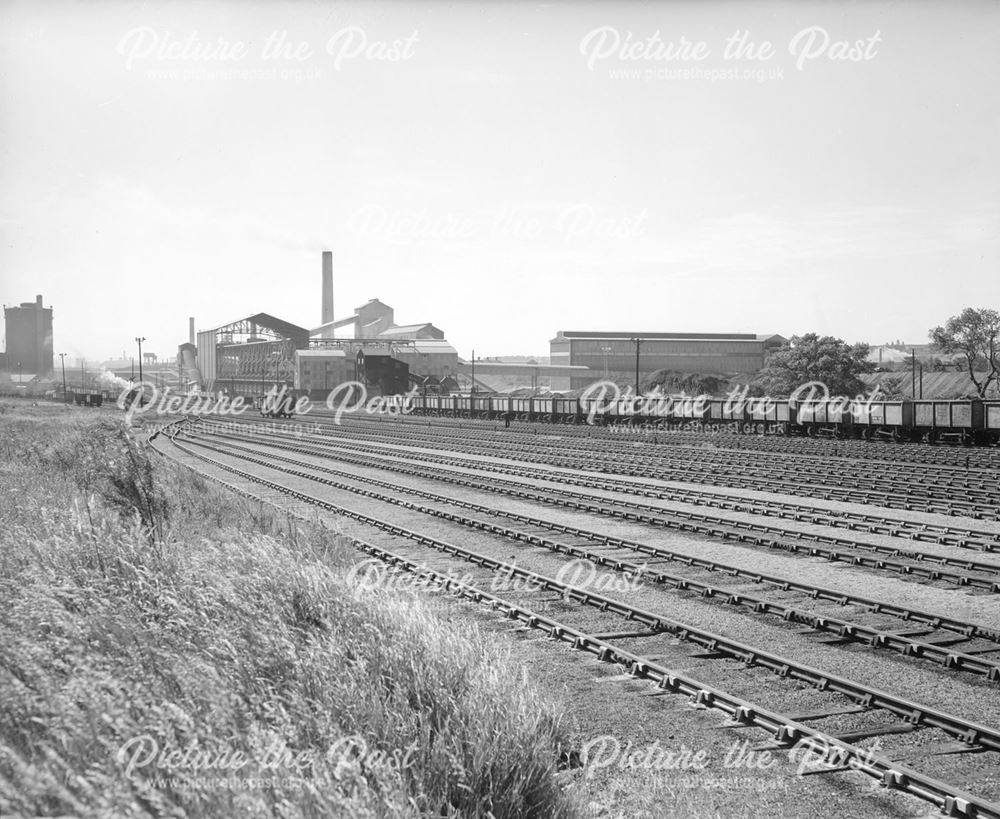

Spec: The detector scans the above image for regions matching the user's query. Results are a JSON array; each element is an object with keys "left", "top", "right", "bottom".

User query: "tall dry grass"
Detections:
[{"left": 0, "top": 408, "right": 579, "bottom": 817}]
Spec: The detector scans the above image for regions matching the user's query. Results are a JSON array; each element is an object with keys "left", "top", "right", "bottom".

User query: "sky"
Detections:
[{"left": 1, "top": 0, "right": 998, "bottom": 362}]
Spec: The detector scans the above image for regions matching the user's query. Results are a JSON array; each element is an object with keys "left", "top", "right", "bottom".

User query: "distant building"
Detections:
[
  {"left": 304, "top": 254, "right": 455, "bottom": 383},
  {"left": 549, "top": 330, "right": 786, "bottom": 391},
  {"left": 196, "top": 313, "right": 310, "bottom": 397},
  {"left": 189, "top": 254, "right": 458, "bottom": 396},
  {"left": 294, "top": 348, "right": 352, "bottom": 398},
  {"left": 310, "top": 297, "right": 456, "bottom": 383},
  {"left": 3, "top": 295, "right": 53, "bottom": 376},
  {"left": 193, "top": 310, "right": 457, "bottom": 397},
  {"left": 311, "top": 297, "right": 445, "bottom": 341}
]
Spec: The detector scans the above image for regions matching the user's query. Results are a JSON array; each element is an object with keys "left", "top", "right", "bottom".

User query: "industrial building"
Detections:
[
  {"left": 189, "top": 251, "right": 458, "bottom": 397},
  {"left": 313, "top": 296, "right": 444, "bottom": 342},
  {"left": 195, "top": 313, "right": 309, "bottom": 398},
  {"left": 2, "top": 295, "right": 53, "bottom": 377},
  {"left": 549, "top": 331, "right": 786, "bottom": 391},
  {"left": 308, "top": 288, "right": 457, "bottom": 385}
]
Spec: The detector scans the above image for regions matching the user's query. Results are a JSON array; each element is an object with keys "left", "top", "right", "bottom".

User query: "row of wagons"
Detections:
[{"left": 409, "top": 394, "right": 1000, "bottom": 444}]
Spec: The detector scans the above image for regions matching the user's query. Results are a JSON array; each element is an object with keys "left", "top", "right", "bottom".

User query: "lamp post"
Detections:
[
  {"left": 629, "top": 337, "right": 643, "bottom": 396},
  {"left": 135, "top": 338, "right": 146, "bottom": 403},
  {"left": 59, "top": 353, "right": 67, "bottom": 402}
]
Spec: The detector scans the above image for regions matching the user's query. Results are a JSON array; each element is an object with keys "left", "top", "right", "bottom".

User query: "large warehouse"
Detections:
[{"left": 549, "top": 330, "right": 786, "bottom": 391}]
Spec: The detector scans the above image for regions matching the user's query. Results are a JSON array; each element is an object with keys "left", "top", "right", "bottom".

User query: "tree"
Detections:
[
  {"left": 929, "top": 307, "right": 1000, "bottom": 398},
  {"left": 642, "top": 369, "right": 730, "bottom": 396},
  {"left": 748, "top": 333, "right": 874, "bottom": 397},
  {"left": 876, "top": 374, "right": 909, "bottom": 400}
]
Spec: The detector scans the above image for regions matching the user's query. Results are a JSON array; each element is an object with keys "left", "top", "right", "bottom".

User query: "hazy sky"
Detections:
[{"left": 1, "top": 0, "right": 998, "bottom": 362}]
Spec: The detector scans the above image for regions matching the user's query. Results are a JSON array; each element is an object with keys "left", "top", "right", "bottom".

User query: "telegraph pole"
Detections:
[
  {"left": 135, "top": 338, "right": 146, "bottom": 402},
  {"left": 911, "top": 348, "right": 916, "bottom": 398},
  {"left": 470, "top": 349, "right": 475, "bottom": 395},
  {"left": 59, "top": 353, "right": 67, "bottom": 402},
  {"left": 629, "top": 337, "right": 642, "bottom": 395}
]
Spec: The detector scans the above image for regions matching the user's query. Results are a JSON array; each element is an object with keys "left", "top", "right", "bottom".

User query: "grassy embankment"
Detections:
[{"left": 0, "top": 405, "right": 578, "bottom": 817}]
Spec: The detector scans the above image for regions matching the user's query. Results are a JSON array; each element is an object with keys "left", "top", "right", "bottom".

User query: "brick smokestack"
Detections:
[
  {"left": 189, "top": 317, "right": 195, "bottom": 345},
  {"left": 322, "top": 251, "right": 334, "bottom": 325}
]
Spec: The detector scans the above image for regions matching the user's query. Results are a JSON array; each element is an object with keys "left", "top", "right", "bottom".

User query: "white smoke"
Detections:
[{"left": 97, "top": 368, "right": 131, "bottom": 391}]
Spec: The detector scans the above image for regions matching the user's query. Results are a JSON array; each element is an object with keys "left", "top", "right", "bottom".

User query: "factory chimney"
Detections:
[
  {"left": 322, "top": 251, "right": 334, "bottom": 326},
  {"left": 189, "top": 317, "right": 195, "bottom": 345}
]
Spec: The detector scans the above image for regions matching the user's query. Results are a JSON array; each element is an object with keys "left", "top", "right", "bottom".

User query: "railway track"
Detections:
[
  {"left": 296, "top": 413, "right": 1000, "bottom": 519},
  {"left": 177, "top": 426, "right": 1000, "bottom": 678},
  {"left": 180, "top": 420, "right": 1000, "bottom": 638},
  {"left": 219, "top": 416, "right": 1000, "bottom": 548},
  {"left": 205, "top": 417, "right": 1000, "bottom": 549},
  {"left": 150, "top": 420, "right": 1000, "bottom": 818},
  {"left": 329, "top": 414, "right": 1000, "bottom": 489},
  {"left": 395, "top": 412, "right": 1000, "bottom": 470},
  {"left": 192, "top": 419, "right": 1000, "bottom": 572}
]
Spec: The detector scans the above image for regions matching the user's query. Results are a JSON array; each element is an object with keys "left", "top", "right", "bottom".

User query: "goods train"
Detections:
[
  {"left": 404, "top": 393, "right": 1000, "bottom": 446},
  {"left": 68, "top": 388, "right": 111, "bottom": 407}
]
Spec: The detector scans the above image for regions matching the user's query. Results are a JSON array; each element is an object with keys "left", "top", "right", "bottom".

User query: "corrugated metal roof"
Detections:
[
  {"left": 556, "top": 330, "right": 760, "bottom": 341},
  {"left": 378, "top": 323, "right": 437, "bottom": 337},
  {"left": 296, "top": 349, "right": 347, "bottom": 358},
  {"left": 208, "top": 313, "right": 308, "bottom": 339},
  {"left": 400, "top": 340, "right": 457, "bottom": 355}
]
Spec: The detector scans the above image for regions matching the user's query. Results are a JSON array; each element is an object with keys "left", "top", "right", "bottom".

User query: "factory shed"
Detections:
[
  {"left": 377, "top": 323, "right": 445, "bottom": 340},
  {"left": 196, "top": 313, "right": 310, "bottom": 396},
  {"left": 550, "top": 330, "right": 786, "bottom": 391}
]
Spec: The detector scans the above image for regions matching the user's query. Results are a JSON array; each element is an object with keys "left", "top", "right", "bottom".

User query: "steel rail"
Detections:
[
  {"left": 184, "top": 422, "right": 1000, "bottom": 584},
  {"left": 178, "top": 429, "right": 1000, "bottom": 677},
  {"left": 199, "top": 422, "right": 1000, "bottom": 642},
  {"left": 185, "top": 422, "right": 1000, "bottom": 641},
  {"left": 163, "top": 433, "right": 1000, "bottom": 753},
  {"left": 336, "top": 410, "right": 1000, "bottom": 473},
  {"left": 200, "top": 416, "right": 1000, "bottom": 550},
  {"left": 310, "top": 413, "right": 1000, "bottom": 498},
  {"left": 342, "top": 410, "right": 1000, "bottom": 472},
  {"left": 272, "top": 416, "right": 1000, "bottom": 517},
  {"left": 346, "top": 543, "right": 1000, "bottom": 819},
  {"left": 149, "top": 426, "right": 1000, "bottom": 819},
  {"left": 220, "top": 413, "right": 1000, "bottom": 517},
  {"left": 192, "top": 420, "right": 1000, "bottom": 553}
]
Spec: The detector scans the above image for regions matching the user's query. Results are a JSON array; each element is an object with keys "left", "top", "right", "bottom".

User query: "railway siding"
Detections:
[{"left": 149, "top": 417, "right": 1000, "bottom": 817}]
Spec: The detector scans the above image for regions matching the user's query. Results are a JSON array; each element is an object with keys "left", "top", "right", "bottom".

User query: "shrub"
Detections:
[{"left": 0, "top": 410, "right": 578, "bottom": 817}]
